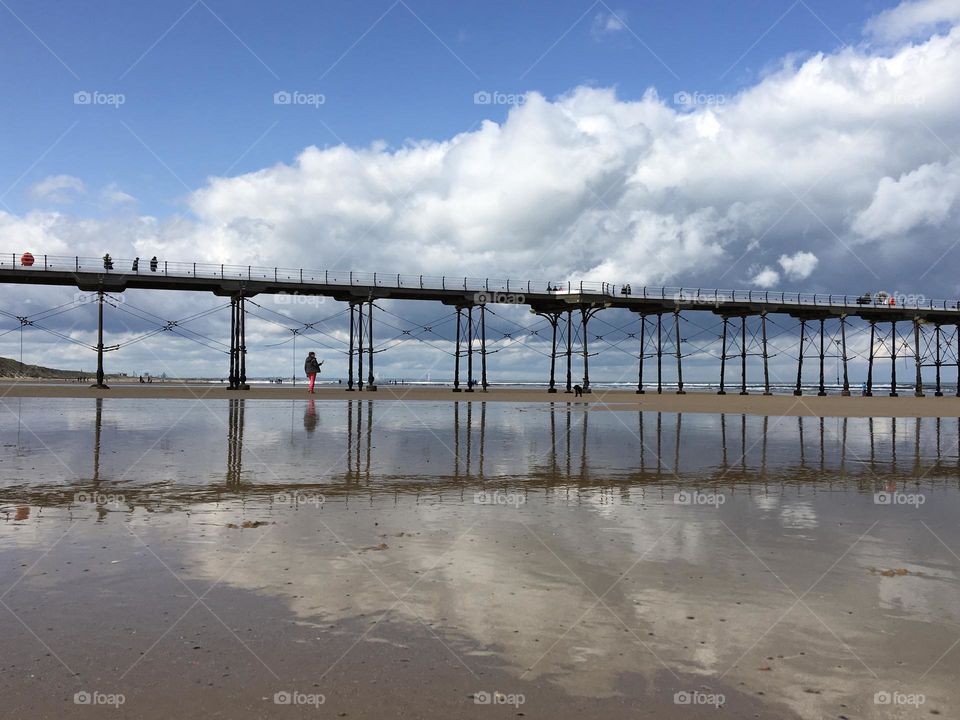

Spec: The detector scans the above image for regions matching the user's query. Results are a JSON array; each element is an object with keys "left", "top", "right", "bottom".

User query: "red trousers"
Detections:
[{"left": 307, "top": 373, "right": 317, "bottom": 391}]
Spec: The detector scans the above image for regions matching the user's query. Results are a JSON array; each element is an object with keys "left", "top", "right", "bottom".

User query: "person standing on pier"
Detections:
[
  {"left": 149, "top": 256, "right": 158, "bottom": 272},
  {"left": 304, "top": 352, "right": 323, "bottom": 394}
]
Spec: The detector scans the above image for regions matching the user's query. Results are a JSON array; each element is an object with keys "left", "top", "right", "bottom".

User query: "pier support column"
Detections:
[
  {"left": 934, "top": 324, "right": 943, "bottom": 396},
  {"left": 761, "top": 311, "right": 772, "bottom": 395},
  {"left": 840, "top": 316, "right": 850, "bottom": 396},
  {"left": 565, "top": 310, "right": 573, "bottom": 393},
  {"left": 238, "top": 295, "right": 247, "bottom": 389},
  {"left": 356, "top": 302, "right": 364, "bottom": 391},
  {"left": 581, "top": 307, "right": 593, "bottom": 393},
  {"left": 347, "top": 302, "right": 356, "bottom": 391},
  {"left": 718, "top": 317, "right": 728, "bottom": 395},
  {"left": 546, "top": 313, "right": 558, "bottom": 393},
  {"left": 675, "top": 309, "right": 685, "bottom": 394},
  {"left": 794, "top": 319, "right": 806, "bottom": 396},
  {"left": 866, "top": 320, "right": 875, "bottom": 396},
  {"left": 636, "top": 314, "right": 645, "bottom": 394},
  {"left": 466, "top": 305, "right": 475, "bottom": 393},
  {"left": 92, "top": 289, "right": 109, "bottom": 389},
  {"left": 739, "top": 315, "right": 748, "bottom": 396},
  {"left": 913, "top": 317, "right": 923, "bottom": 397},
  {"left": 817, "top": 318, "right": 826, "bottom": 396},
  {"left": 227, "top": 294, "right": 248, "bottom": 390},
  {"left": 480, "top": 305, "right": 488, "bottom": 392},
  {"left": 453, "top": 307, "right": 462, "bottom": 392},
  {"left": 890, "top": 321, "right": 898, "bottom": 397},
  {"left": 228, "top": 296, "right": 237, "bottom": 389},
  {"left": 656, "top": 313, "right": 663, "bottom": 394},
  {"left": 366, "top": 299, "right": 376, "bottom": 391}
]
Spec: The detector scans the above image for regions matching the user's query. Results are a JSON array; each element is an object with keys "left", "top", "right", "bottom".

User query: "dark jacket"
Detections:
[{"left": 304, "top": 356, "right": 321, "bottom": 374}]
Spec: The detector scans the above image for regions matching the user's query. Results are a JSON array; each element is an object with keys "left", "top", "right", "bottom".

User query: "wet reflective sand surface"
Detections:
[{"left": 2, "top": 398, "right": 959, "bottom": 718}]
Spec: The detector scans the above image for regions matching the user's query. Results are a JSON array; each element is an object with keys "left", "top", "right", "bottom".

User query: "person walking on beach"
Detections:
[
  {"left": 304, "top": 351, "right": 323, "bottom": 393},
  {"left": 149, "top": 256, "right": 158, "bottom": 272}
]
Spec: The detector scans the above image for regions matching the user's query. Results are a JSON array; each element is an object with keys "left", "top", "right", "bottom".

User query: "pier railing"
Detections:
[{"left": 3, "top": 253, "right": 958, "bottom": 312}]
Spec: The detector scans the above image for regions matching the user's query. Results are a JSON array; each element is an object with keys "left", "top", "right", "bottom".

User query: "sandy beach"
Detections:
[{"left": 1, "top": 380, "right": 959, "bottom": 417}]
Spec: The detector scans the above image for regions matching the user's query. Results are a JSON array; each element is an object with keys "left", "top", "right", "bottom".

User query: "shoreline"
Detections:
[{"left": 1, "top": 381, "right": 959, "bottom": 416}]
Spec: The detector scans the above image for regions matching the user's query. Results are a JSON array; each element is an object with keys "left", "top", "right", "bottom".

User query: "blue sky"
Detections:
[{"left": 1, "top": 0, "right": 895, "bottom": 217}]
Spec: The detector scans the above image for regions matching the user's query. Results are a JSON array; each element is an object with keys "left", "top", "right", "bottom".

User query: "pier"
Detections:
[{"left": 1, "top": 253, "right": 958, "bottom": 396}]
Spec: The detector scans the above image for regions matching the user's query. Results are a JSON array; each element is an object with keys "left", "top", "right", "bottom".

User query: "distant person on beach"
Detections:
[
  {"left": 102, "top": 253, "right": 113, "bottom": 270},
  {"left": 132, "top": 257, "right": 139, "bottom": 271},
  {"left": 304, "top": 352, "right": 323, "bottom": 393},
  {"left": 149, "top": 256, "right": 158, "bottom": 272}
]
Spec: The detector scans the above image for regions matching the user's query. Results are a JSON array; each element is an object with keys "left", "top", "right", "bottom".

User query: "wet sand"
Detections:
[
  {"left": 2, "top": 399, "right": 959, "bottom": 719},
  {"left": 1, "top": 381, "right": 960, "bottom": 416}
]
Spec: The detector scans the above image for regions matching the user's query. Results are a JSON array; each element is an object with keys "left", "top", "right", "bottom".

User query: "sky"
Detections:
[{"left": 1, "top": 0, "right": 960, "bottom": 383}]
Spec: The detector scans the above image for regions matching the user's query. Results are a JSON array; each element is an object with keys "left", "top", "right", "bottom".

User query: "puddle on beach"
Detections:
[{"left": 1, "top": 397, "right": 959, "bottom": 719}]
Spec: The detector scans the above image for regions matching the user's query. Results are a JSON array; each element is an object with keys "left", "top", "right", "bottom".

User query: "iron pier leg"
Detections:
[
  {"left": 740, "top": 315, "right": 748, "bottom": 395},
  {"left": 817, "top": 318, "right": 826, "bottom": 396},
  {"left": 840, "top": 315, "right": 850, "bottom": 396},
  {"left": 636, "top": 314, "right": 645, "bottom": 394},
  {"left": 92, "top": 289, "right": 109, "bottom": 389},
  {"left": 357, "top": 303, "right": 364, "bottom": 391},
  {"left": 761, "top": 311, "right": 771, "bottom": 395},
  {"left": 914, "top": 317, "right": 924, "bottom": 397},
  {"left": 581, "top": 307, "right": 592, "bottom": 393},
  {"left": 237, "top": 294, "right": 244, "bottom": 390},
  {"left": 656, "top": 313, "right": 663, "bottom": 394},
  {"left": 675, "top": 309, "right": 685, "bottom": 394},
  {"left": 480, "top": 305, "right": 488, "bottom": 391},
  {"left": 548, "top": 314, "right": 558, "bottom": 393},
  {"left": 718, "top": 316, "right": 728, "bottom": 395},
  {"left": 890, "top": 321, "right": 898, "bottom": 397},
  {"left": 565, "top": 310, "right": 572, "bottom": 393},
  {"left": 228, "top": 296, "right": 237, "bottom": 390},
  {"left": 366, "top": 299, "right": 376, "bottom": 391},
  {"left": 794, "top": 319, "right": 806, "bottom": 396},
  {"left": 866, "top": 320, "right": 875, "bottom": 396},
  {"left": 347, "top": 302, "right": 355, "bottom": 391},
  {"left": 466, "top": 305, "right": 475, "bottom": 393},
  {"left": 453, "top": 307, "right": 462, "bottom": 392},
  {"left": 935, "top": 324, "right": 943, "bottom": 396}
]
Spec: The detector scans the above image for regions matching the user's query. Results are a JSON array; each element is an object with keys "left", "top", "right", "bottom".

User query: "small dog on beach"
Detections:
[{"left": 573, "top": 384, "right": 583, "bottom": 397}]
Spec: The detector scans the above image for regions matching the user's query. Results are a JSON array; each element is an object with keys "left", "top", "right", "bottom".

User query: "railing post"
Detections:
[
  {"left": 350, "top": 271, "right": 354, "bottom": 286},
  {"left": 301, "top": 269, "right": 303, "bottom": 283},
  {"left": 76, "top": 256, "right": 79, "bottom": 271},
  {"left": 44, "top": 254, "right": 47, "bottom": 270},
  {"left": 165, "top": 261, "right": 168, "bottom": 275},
  {"left": 275, "top": 267, "right": 278, "bottom": 282},
  {"left": 247, "top": 265, "right": 251, "bottom": 281},
  {"left": 463, "top": 277, "right": 467, "bottom": 291},
  {"left": 420, "top": 275, "right": 423, "bottom": 289},
  {"left": 374, "top": 272, "right": 377, "bottom": 286}
]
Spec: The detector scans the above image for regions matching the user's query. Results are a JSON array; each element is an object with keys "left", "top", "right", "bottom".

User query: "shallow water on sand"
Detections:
[{"left": 1, "top": 398, "right": 959, "bottom": 719}]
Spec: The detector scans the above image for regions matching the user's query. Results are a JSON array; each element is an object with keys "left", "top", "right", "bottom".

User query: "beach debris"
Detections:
[
  {"left": 868, "top": 567, "right": 921, "bottom": 577},
  {"left": 359, "top": 543, "right": 389, "bottom": 552},
  {"left": 225, "top": 520, "right": 270, "bottom": 529}
]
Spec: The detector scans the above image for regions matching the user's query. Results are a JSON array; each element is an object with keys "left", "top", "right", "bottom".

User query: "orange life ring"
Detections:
[{"left": 21, "top": 252, "right": 34, "bottom": 267}]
